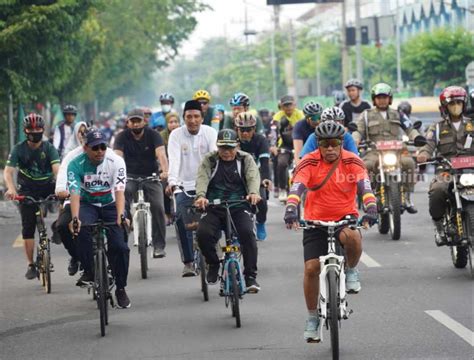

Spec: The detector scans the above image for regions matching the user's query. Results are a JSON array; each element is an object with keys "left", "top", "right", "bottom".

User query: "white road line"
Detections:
[
  {"left": 425, "top": 310, "right": 474, "bottom": 347},
  {"left": 12, "top": 234, "right": 23, "bottom": 248},
  {"left": 360, "top": 251, "right": 381, "bottom": 268}
]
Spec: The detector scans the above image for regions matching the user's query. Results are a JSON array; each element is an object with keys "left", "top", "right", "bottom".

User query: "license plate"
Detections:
[
  {"left": 376, "top": 140, "right": 403, "bottom": 151},
  {"left": 451, "top": 156, "right": 474, "bottom": 169}
]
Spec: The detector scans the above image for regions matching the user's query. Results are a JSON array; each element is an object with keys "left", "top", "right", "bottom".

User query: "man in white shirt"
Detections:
[
  {"left": 166, "top": 100, "right": 217, "bottom": 277},
  {"left": 53, "top": 105, "right": 77, "bottom": 158}
]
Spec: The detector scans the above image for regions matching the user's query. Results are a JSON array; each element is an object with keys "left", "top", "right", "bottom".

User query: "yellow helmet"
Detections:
[{"left": 193, "top": 89, "right": 211, "bottom": 102}]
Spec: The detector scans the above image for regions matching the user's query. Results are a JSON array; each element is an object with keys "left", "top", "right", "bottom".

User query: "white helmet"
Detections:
[{"left": 321, "top": 107, "right": 345, "bottom": 122}]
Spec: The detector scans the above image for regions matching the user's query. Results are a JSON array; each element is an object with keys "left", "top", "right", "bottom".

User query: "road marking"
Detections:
[
  {"left": 12, "top": 234, "right": 23, "bottom": 248},
  {"left": 425, "top": 310, "right": 474, "bottom": 347},
  {"left": 360, "top": 251, "right": 381, "bottom": 268}
]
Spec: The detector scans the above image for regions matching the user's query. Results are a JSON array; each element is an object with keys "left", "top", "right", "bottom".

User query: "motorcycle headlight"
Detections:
[
  {"left": 459, "top": 173, "right": 474, "bottom": 187},
  {"left": 402, "top": 135, "right": 409, "bottom": 142},
  {"left": 383, "top": 153, "right": 398, "bottom": 166}
]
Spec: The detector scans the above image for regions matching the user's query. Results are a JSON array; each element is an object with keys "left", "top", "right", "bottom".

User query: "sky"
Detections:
[{"left": 179, "top": 0, "right": 315, "bottom": 58}]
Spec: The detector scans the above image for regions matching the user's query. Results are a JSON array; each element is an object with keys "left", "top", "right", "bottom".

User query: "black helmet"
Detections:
[
  {"left": 303, "top": 101, "right": 323, "bottom": 117},
  {"left": 63, "top": 104, "right": 77, "bottom": 115},
  {"left": 216, "top": 129, "right": 238, "bottom": 147},
  {"left": 23, "top": 113, "right": 45, "bottom": 130},
  {"left": 345, "top": 78, "right": 363, "bottom": 90},
  {"left": 315, "top": 121, "right": 345, "bottom": 139},
  {"left": 397, "top": 101, "right": 412, "bottom": 116}
]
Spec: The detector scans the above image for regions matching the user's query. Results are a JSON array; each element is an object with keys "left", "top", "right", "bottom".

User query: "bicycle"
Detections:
[
  {"left": 174, "top": 186, "right": 209, "bottom": 301},
  {"left": 72, "top": 218, "right": 126, "bottom": 337},
  {"left": 206, "top": 199, "right": 252, "bottom": 328},
  {"left": 128, "top": 174, "right": 159, "bottom": 279},
  {"left": 299, "top": 216, "right": 360, "bottom": 360},
  {"left": 14, "top": 194, "right": 58, "bottom": 294}
]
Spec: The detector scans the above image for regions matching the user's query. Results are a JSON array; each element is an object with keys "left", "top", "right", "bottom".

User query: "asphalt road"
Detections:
[{"left": 0, "top": 178, "right": 473, "bottom": 360}]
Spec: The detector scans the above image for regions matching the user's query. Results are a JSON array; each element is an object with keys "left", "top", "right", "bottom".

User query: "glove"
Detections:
[
  {"left": 362, "top": 205, "right": 378, "bottom": 227},
  {"left": 284, "top": 205, "right": 299, "bottom": 227},
  {"left": 414, "top": 135, "right": 427, "bottom": 147}
]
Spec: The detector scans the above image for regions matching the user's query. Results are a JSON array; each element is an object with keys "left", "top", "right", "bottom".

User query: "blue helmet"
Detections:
[{"left": 229, "top": 93, "right": 250, "bottom": 107}]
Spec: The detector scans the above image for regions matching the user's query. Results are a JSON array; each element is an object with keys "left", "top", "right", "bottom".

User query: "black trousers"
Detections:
[
  {"left": 256, "top": 186, "right": 268, "bottom": 224},
  {"left": 277, "top": 152, "right": 292, "bottom": 190},
  {"left": 196, "top": 206, "right": 258, "bottom": 279},
  {"left": 56, "top": 204, "right": 77, "bottom": 260}
]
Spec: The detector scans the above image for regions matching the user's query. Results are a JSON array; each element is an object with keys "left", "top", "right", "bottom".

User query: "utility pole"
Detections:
[
  {"left": 395, "top": 0, "right": 403, "bottom": 92},
  {"left": 289, "top": 20, "right": 298, "bottom": 99},
  {"left": 273, "top": 5, "right": 281, "bottom": 98},
  {"left": 271, "top": 31, "right": 278, "bottom": 103},
  {"left": 243, "top": 2, "right": 257, "bottom": 48},
  {"left": 315, "top": 37, "right": 321, "bottom": 96},
  {"left": 355, "top": 0, "right": 363, "bottom": 83},
  {"left": 341, "top": 0, "right": 349, "bottom": 85}
]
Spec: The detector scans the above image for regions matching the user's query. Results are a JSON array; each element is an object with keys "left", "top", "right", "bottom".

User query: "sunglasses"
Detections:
[
  {"left": 308, "top": 115, "right": 321, "bottom": 122},
  {"left": 319, "top": 139, "right": 342, "bottom": 148},
  {"left": 238, "top": 126, "right": 254, "bottom": 133},
  {"left": 91, "top": 143, "right": 107, "bottom": 151}
]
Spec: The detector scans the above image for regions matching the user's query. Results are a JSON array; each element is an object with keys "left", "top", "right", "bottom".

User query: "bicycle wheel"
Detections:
[
  {"left": 95, "top": 250, "right": 108, "bottom": 337},
  {"left": 199, "top": 252, "right": 209, "bottom": 301},
  {"left": 42, "top": 249, "right": 51, "bottom": 294},
  {"left": 328, "top": 268, "right": 339, "bottom": 360},
  {"left": 137, "top": 212, "right": 148, "bottom": 279},
  {"left": 229, "top": 261, "right": 241, "bottom": 328}
]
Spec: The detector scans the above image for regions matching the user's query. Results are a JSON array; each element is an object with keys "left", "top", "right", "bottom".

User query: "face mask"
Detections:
[
  {"left": 448, "top": 103, "right": 463, "bottom": 117},
  {"left": 132, "top": 127, "right": 144, "bottom": 135},
  {"left": 27, "top": 132, "right": 43, "bottom": 143},
  {"left": 162, "top": 105, "right": 171, "bottom": 113}
]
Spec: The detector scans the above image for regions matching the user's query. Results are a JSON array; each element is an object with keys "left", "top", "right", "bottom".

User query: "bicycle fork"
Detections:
[{"left": 132, "top": 207, "right": 152, "bottom": 246}]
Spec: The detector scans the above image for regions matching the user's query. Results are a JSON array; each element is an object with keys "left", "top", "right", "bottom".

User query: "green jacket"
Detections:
[{"left": 195, "top": 150, "right": 261, "bottom": 199}]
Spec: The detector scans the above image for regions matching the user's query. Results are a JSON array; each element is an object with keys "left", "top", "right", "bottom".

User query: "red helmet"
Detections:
[
  {"left": 23, "top": 113, "right": 45, "bottom": 130},
  {"left": 439, "top": 86, "right": 467, "bottom": 117}
]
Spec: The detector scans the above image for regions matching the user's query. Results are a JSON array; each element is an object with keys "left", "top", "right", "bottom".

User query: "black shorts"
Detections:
[
  {"left": 302, "top": 227, "right": 345, "bottom": 262},
  {"left": 18, "top": 184, "right": 55, "bottom": 239}
]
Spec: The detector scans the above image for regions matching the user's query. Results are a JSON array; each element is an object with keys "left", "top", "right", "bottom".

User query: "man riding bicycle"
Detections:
[
  {"left": 166, "top": 100, "right": 217, "bottom": 277},
  {"left": 222, "top": 92, "right": 264, "bottom": 134},
  {"left": 149, "top": 93, "right": 175, "bottom": 131},
  {"left": 4, "top": 113, "right": 60, "bottom": 280},
  {"left": 292, "top": 101, "right": 323, "bottom": 164},
  {"left": 114, "top": 108, "right": 169, "bottom": 258},
  {"left": 194, "top": 129, "right": 262, "bottom": 293},
  {"left": 193, "top": 89, "right": 221, "bottom": 131},
  {"left": 234, "top": 112, "right": 272, "bottom": 241},
  {"left": 67, "top": 130, "right": 131, "bottom": 309},
  {"left": 283, "top": 121, "right": 377, "bottom": 342}
]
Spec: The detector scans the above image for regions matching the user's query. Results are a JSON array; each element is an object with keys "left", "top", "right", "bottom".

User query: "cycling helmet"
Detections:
[
  {"left": 159, "top": 92, "right": 175, "bottom": 103},
  {"left": 321, "top": 107, "right": 346, "bottom": 122},
  {"left": 62, "top": 104, "right": 77, "bottom": 115},
  {"left": 315, "top": 120, "right": 345, "bottom": 139},
  {"left": 215, "top": 104, "right": 225, "bottom": 113},
  {"left": 23, "top": 113, "right": 45, "bottom": 130},
  {"left": 193, "top": 89, "right": 211, "bottom": 102},
  {"left": 397, "top": 101, "right": 412, "bottom": 116},
  {"left": 344, "top": 78, "right": 363, "bottom": 90},
  {"left": 234, "top": 111, "right": 257, "bottom": 128},
  {"left": 333, "top": 91, "right": 346, "bottom": 106},
  {"left": 303, "top": 101, "right": 323, "bottom": 117},
  {"left": 371, "top": 83, "right": 393, "bottom": 103},
  {"left": 439, "top": 86, "right": 467, "bottom": 117},
  {"left": 229, "top": 92, "right": 250, "bottom": 107}
]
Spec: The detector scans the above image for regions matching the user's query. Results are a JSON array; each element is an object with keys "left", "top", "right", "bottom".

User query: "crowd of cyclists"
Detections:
[{"left": 3, "top": 81, "right": 474, "bottom": 340}]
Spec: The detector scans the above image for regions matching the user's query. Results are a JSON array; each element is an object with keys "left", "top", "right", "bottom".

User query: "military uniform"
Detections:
[
  {"left": 418, "top": 117, "right": 474, "bottom": 220},
  {"left": 352, "top": 107, "right": 421, "bottom": 192}
]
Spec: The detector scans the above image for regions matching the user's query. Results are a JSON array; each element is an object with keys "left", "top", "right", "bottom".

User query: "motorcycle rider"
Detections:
[
  {"left": 417, "top": 86, "right": 474, "bottom": 245},
  {"left": 352, "top": 83, "right": 426, "bottom": 214}
]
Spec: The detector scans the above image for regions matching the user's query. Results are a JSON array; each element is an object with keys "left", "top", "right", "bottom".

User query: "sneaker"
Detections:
[
  {"left": 245, "top": 277, "right": 260, "bottom": 293},
  {"left": 25, "top": 264, "right": 38, "bottom": 280},
  {"left": 153, "top": 247, "right": 166, "bottom": 258},
  {"left": 405, "top": 193, "right": 418, "bottom": 214},
  {"left": 182, "top": 263, "right": 197, "bottom": 277},
  {"left": 68, "top": 257, "right": 79, "bottom": 276},
  {"left": 76, "top": 272, "right": 94, "bottom": 287},
  {"left": 405, "top": 205, "right": 418, "bottom": 214},
  {"left": 206, "top": 264, "right": 219, "bottom": 285},
  {"left": 304, "top": 317, "right": 321, "bottom": 343},
  {"left": 278, "top": 190, "right": 288, "bottom": 203},
  {"left": 256, "top": 223, "right": 267, "bottom": 241},
  {"left": 346, "top": 268, "right": 361, "bottom": 294},
  {"left": 115, "top": 288, "right": 131, "bottom": 309}
]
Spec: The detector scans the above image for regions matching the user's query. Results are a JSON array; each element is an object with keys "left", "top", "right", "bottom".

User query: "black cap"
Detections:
[
  {"left": 217, "top": 129, "right": 238, "bottom": 147},
  {"left": 85, "top": 129, "right": 107, "bottom": 147},
  {"left": 183, "top": 100, "right": 203, "bottom": 116},
  {"left": 280, "top": 95, "right": 295, "bottom": 105},
  {"left": 127, "top": 108, "right": 145, "bottom": 121}
]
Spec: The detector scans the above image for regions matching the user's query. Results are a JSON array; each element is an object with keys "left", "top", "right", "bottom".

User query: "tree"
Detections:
[{"left": 402, "top": 28, "right": 474, "bottom": 95}]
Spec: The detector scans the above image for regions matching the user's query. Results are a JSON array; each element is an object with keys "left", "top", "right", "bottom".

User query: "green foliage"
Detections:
[{"left": 402, "top": 28, "right": 474, "bottom": 94}]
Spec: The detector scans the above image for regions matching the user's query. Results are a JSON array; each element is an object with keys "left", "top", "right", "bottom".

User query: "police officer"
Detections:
[
  {"left": 417, "top": 86, "right": 474, "bottom": 245},
  {"left": 352, "top": 83, "right": 426, "bottom": 213}
]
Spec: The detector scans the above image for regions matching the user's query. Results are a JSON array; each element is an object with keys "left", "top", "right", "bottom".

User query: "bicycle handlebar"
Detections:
[
  {"left": 127, "top": 175, "right": 159, "bottom": 183},
  {"left": 13, "top": 194, "right": 58, "bottom": 204},
  {"left": 298, "top": 217, "right": 359, "bottom": 230}
]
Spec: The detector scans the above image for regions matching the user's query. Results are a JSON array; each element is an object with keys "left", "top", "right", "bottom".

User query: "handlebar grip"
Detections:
[{"left": 13, "top": 195, "right": 25, "bottom": 201}]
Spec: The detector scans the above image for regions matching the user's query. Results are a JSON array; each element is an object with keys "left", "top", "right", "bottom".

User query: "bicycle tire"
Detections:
[
  {"left": 199, "top": 252, "right": 209, "bottom": 301},
  {"left": 229, "top": 261, "right": 241, "bottom": 328},
  {"left": 328, "top": 268, "right": 339, "bottom": 360},
  {"left": 43, "top": 249, "right": 51, "bottom": 294},
  {"left": 389, "top": 184, "right": 401, "bottom": 240},
  {"left": 138, "top": 212, "right": 148, "bottom": 279},
  {"left": 96, "top": 251, "right": 107, "bottom": 337}
]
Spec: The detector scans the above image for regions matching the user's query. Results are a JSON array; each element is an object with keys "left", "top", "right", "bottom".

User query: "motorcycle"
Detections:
[
  {"left": 359, "top": 140, "right": 413, "bottom": 240},
  {"left": 422, "top": 155, "right": 474, "bottom": 276}
]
